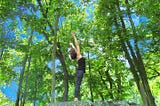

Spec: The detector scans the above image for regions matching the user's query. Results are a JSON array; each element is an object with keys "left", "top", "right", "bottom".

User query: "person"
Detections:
[{"left": 69, "top": 32, "right": 85, "bottom": 102}]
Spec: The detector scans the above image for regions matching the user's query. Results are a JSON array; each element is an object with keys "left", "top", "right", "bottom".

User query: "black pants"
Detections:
[{"left": 74, "top": 70, "right": 84, "bottom": 98}]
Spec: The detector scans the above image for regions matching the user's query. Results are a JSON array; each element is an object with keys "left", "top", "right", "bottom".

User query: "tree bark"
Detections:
[
  {"left": 113, "top": 3, "right": 141, "bottom": 102},
  {"left": 21, "top": 31, "right": 33, "bottom": 106},
  {"left": 88, "top": 51, "right": 94, "bottom": 102},
  {"left": 98, "top": 91, "right": 104, "bottom": 101},
  {"left": 105, "top": 70, "right": 114, "bottom": 99},
  {"left": 15, "top": 29, "right": 33, "bottom": 106},
  {"left": 33, "top": 75, "right": 38, "bottom": 106},
  {"left": 37, "top": 0, "right": 61, "bottom": 102},
  {"left": 57, "top": 42, "right": 69, "bottom": 101},
  {"left": 50, "top": 9, "right": 60, "bottom": 102},
  {"left": 0, "top": 48, "right": 4, "bottom": 60},
  {"left": 21, "top": 56, "right": 31, "bottom": 106},
  {"left": 0, "top": 33, "right": 4, "bottom": 60},
  {"left": 115, "top": 69, "right": 122, "bottom": 100},
  {"left": 15, "top": 54, "right": 28, "bottom": 106},
  {"left": 124, "top": 0, "right": 156, "bottom": 105},
  {"left": 114, "top": 0, "right": 156, "bottom": 105}
]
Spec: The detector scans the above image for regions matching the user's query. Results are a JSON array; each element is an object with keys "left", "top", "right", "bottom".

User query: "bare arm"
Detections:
[
  {"left": 71, "top": 32, "right": 80, "bottom": 53},
  {"left": 70, "top": 32, "right": 82, "bottom": 60},
  {"left": 69, "top": 42, "right": 75, "bottom": 49}
]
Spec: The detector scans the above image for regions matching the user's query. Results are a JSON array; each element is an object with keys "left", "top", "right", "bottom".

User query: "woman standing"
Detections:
[{"left": 69, "top": 32, "right": 85, "bottom": 102}]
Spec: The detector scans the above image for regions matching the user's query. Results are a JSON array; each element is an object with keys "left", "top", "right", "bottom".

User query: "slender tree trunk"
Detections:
[
  {"left": 139, "top": 81, "right": 148, "bottom": 106},
  {"left": 98, "top": 91, "right": 104, "bottom": 101},
  {"left": 0, "top": 34, "right": 4, "bottom": 60},
  {"left": 114, "top": 0, "right": 156, "bottom": 105},
  {"left": 51, "top": 41, "right": 56, "bottom": 102},
  {"left": 124, "top": 0, "right": 156, "bottom": 105},
  {"left": 98, "top": 70, "right": 108, "bottom": 90},
  {"left": 119, "top": 36, "right": 147, "bottom": 105},
  {"left": 21, "top": 56, "right": 31, "bottom": 106},
  {"left": 0, "top": 48, "right": 4, "bottom": 60},
  {"left": 115, "top": 69, "right": 122, "bottom": 100},
  {"left": 113, "top": 9, "right": 142, "bottom": 102},
  {"left": 36, "top": 0, "right": 54, "bottom": 102},
  {"left": 33, "top": 76, "right": 37, "bottom": 106},
  {"left": 135, "top": 42, "right": 155, "bottom": 106},
  {"left": 105, "top": 70, "right": 114, "bottom": 99},
  {"left": 15, "top": 31, "right": 33, "bottom": 106},
  {"left": 57, "top": 42, "right": 69, "bottom": 101},
  {"left": 88, "top": 51, "right": 94, "bottom": 102},
  {"left": 15, "top": 54, "right": 28, "bottom": 106},
  {"left": 57, "top": 53, "right": 69, "bottom": 101},
  {"left": 51, "top": 10, "right": 60, "bottom": 102},
  {"left": 21, "top": 31, "right": 33, "bottom": 106},
  {"left": 37, "top": 0, "right": 61, "bottom": 102},
  {"left": 98, "top": 70, "right": 115, "bottom": 99}
]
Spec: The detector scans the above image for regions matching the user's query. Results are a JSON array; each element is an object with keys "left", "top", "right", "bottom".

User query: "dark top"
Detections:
[{"left": 77, "top": 57, "right": 85, "bottom": 73}]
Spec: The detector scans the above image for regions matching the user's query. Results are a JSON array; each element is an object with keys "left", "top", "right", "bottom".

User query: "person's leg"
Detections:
[{"left": 74, "top": 70, "right": 84, "bottom": 101}]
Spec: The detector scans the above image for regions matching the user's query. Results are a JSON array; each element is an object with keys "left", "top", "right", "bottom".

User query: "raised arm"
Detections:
[
  {"left": 69, "top": 42, "right": 75, "bottom": 49},
  {"left": 70, "top": 32, "right": 82, "bottom": 60},
  {"left": 71, "top": 32, "right": 80, "bottom": 53}
]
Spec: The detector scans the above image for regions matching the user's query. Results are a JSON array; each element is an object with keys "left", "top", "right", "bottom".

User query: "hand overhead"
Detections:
[
  {"left": 69, "top": 42, "right": 73, "bottom": 46},
  {"left": 71, "top": 32, "right": 75, "bottom": 37},
  {"left": 69, "top": 42, "right": 75, "bottom": 49}
]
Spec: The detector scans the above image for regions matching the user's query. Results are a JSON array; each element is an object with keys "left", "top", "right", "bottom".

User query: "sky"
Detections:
[
  {"left": 0, "top": 0, "right": 148, "bottom": 103},
  {"left": 1, "top": 81, "right": 18, "bottom": 102}
]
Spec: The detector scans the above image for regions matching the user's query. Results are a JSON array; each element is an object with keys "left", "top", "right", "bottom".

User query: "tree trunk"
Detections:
[
  {"left": 0, "top": 34, "right": 4, "bottom": 60},
  {"left": 115, "top": 69, "right": 122, "bottom": 100},
  {"left": 51, "top": 40, "right": 56, "bottom": 102},
  {"left": 15, "top": 54, "right": 28, "bottom": 106},
  {"left": 113, "top": 5, "right": 141, "bottom": 102},
  {"left": 50, "top": 11, "right": 60, "bottom": 102},
  {"left": 135, "top": 42, "right": 156, "bottom": 106},
  {"left": 98, "top": 91, "right": 104, "bottom": 101},
  {"left": 33, "top": 75, "right": 38, "bottom": 106},
  {"left": 105, "top": 70, "right": 114, "bottom": 99},
  {"left": 15, "top": 31, "right": 33, "bottom": 106},
  {"left": 88, "top": 51, "right": 94, "bottom": 102},
  {"left": 21, "top": 56, "right": 31, "bottom": 106},
  {"left": 114, "top": 0, "right": 156, "bottom": 105},
  {"left": 57, "top": 43, "right": 69, "bottom": 101},
  {"left": 0, "top": 48, "right": 4, "bottom": 60},
  {"left": 124, "top": 0, "right": 156, "bottom": 105},
  {"left": 139, "top": 81, "right": 148, "bottom": 106},
  {"left": 21, "top": 31, "right": 33, "bottom": 106},
  {"left": 36, "top": 0, "right": 60, "bottom": 102}
]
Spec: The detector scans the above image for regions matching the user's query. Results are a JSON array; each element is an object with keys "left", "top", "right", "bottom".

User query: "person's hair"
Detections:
[{"left": 69, "top": 48, "right": 77, "bottom": 59}]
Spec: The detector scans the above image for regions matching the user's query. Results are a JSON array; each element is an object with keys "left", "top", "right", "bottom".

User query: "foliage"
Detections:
[{"left": 0, "top": 0, "right": 159, "bottom": 105}]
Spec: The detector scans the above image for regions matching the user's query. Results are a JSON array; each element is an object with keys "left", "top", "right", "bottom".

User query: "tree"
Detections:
[
  {"left": 0, "top": 0, "right": 159, "bottom": 105},
  {"left": 94, "top": 0, "right": 157, "bottom": 105}
]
